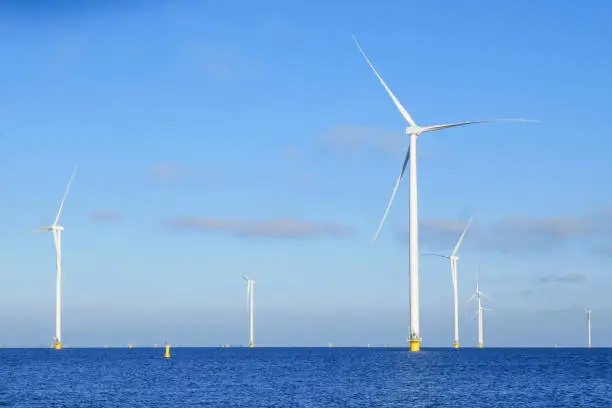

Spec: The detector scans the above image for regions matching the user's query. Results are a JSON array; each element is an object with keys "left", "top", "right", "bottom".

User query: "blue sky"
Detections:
[{"left": 1, "top": 0, "right": 611, "bottom": 347}]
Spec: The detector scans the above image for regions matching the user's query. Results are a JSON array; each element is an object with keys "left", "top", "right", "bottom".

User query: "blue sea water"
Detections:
[{"left": 0, "top": 347, "right": 610, "bottom": 407}]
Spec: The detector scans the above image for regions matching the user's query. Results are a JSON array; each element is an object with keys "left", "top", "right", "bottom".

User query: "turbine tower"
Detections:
[
  {"left": 468, "top": 280, "right": 491, "bottom": 348},
  {"left": 424, "top": 216, "right": 474, "bottom": 349},
  {"left": 35, "top": 167, "right": 77, "bottom": 350},
  {"left": 241, "top": 274, "right": 255, "bottom": 348},
  {"left": 586, "top": 309, "right": 592, "bottom": 348},
  {"left": 352, "top": 35, "right": 535, "bottom": 352}
]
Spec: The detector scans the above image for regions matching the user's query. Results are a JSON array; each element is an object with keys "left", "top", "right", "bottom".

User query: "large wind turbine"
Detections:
[
  {"left": 352, "top": 35, "right": 536, "bottom": 352},
  {"left": 35, "top": 167, "right": 77, "bottom": 350},
  {"left": 241, "top": 274, "right": 255, "bottom": 348},
  {"left": 468, "top": 280, "right": 492, "bottom": 348},
  {"left": 424, "top": 216, "right": 474, "bottom": 349},
  {"left": 585, "top": 309, "right": 592, "bottom": 348}
]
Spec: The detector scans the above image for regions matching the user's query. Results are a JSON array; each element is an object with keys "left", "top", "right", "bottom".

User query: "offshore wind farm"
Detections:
[
  {"left": 13, "top": 37, "right": 596, "bottom": 352},
  {"left": 1, "top": 1, "right": 611, "bottom": 406}
]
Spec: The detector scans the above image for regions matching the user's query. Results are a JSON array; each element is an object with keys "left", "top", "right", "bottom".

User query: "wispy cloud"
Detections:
[
  {"left": 164, "top": 217, "right": 354, "bottom": 240},
  {"left": 90, "top": 210, "right": 121, "bottom": 222},
  {"left": 319, "top": 125, "right": 405, "bottom": 156},
  {"left": 147, "top": 162, "right": 222, "bottom": 185},
  {"left": 536, "top": 273, "right": 586, "bottom": 284},
  {"left": 182, "top": 40, "right": 261, "bottom": 81},
  {"left": 400, "top": 207, "right": 612, "bottom": 255}
]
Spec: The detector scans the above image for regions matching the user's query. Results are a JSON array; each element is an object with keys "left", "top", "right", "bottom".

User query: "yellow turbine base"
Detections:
[
  {"left": 249, "top": 343, "right": 254, "bottom": 348},
  {"left": 409, "top": 339, "right": 421, "bottom": 352},
  {"left": 164, "top": 344, "right": 171, "bottom": 359},
  {"left": 55, "top": 342, "right": 62, "bottom": 350},
  {"left": 453, "top": 342, "right": 460, "bottom": 349},
  {"left": 478, "top": 343, "right": 483, "bottom": 349}
]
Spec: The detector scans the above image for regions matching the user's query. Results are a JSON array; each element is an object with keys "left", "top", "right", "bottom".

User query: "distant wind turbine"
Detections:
[
  {"left": 424, "top": 216, "right": 474, "bottom": 349},
  {"left": 352, "top": 34, "right": 536, "bottom": 352},
  {"left": 241, "top": 274, "right": 255, "bottom": 348},
  {"left": 585, "top": 309, "right": 592, "bottom": 348},
  {"left": 468, "top": 279, "right": 492, "bottom": 348},
  {"left": 35, "top": 167, "right": 77, "bottom": 350}
]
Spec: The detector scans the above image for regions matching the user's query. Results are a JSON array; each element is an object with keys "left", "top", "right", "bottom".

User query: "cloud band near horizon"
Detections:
[{"left": 164, "top": 217, "right": 354, "bottom": 239}]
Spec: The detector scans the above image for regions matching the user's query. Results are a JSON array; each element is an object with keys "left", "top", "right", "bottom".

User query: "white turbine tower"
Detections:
[
  {"left": 35, "top": 167, "right": 77, "bottom": 350},
  {"left": 241, "top": 274, "right": 255, "bottom": 348},
  {"left": 468, "top": 280, "right": 492, "bottom": 348},
  {"left": 585, "top": 309, "right": 592, "bottom": 348},
  {"left": 352, "top": 35, "right": 536, "bottom": 352},
  {"left": 424, "top": 216, "right": 474, "bottom": 349}
]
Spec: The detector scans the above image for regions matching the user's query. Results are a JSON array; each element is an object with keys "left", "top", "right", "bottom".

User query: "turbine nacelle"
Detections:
[{"left": 405, "top": 126, "right": 424, "bottom": 135}]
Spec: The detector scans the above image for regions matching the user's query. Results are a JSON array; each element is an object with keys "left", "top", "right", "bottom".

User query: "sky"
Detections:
[{"left": 0, "top": 0, "right": 611, "bottom": 347}]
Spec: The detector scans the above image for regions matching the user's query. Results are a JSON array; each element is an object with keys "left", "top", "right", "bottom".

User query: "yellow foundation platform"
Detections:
[
  {"left": 453, "top": 342, "right": 460, "bottom": 349},
  {"left": 478, "top": 343, "right": 483, "bottom": 349},
  {"left": 164, "top": 344, "right": 171, "bottom": 359},
  {"left": 409, "top": 339, "right": 420, "bottom": 352}
]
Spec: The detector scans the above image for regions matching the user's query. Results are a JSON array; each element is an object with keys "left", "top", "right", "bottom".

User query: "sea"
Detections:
[{"left": 0, "top": 347, "right": 610, "bottom": 407}]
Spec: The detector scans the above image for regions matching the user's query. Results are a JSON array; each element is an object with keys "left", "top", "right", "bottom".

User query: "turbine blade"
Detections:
[
  {"left": 352, "top": 35, "right": 417, "bottom": 127},
  {"left": 471, "top": 311, "right": 479, "bottom": 320},
  {"left": 422, "top": 253, "right": 450, "bottom": 259},
  {"left": 422, "top": 118, "right": 538, "bottom": 134},
  {"left": 53, "top": 230, "right": 61, "bottom": 252},
  {"left": 467, "top": 292, "right": 477, "bottom": 303},
  {"left": 451, "top": 216, "right": 474, "bottom": 257},
  {"left": 54, "top": 166, "right": 78, "bottom": 226},
  {"left": 372, "top": 147, "right": 409, "bottom": 242},
  {"left": 246, "top": 281, "right": 250, "bottom": 311},
  {"left": 241, "top": 274, "right": 249, "bottom": 281},
  {"left": 480, "top": 292, "right": 495, "bottom": 303}
]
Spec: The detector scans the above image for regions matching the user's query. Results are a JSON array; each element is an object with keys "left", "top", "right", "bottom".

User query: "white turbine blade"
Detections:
[
  {"left": 241, "top": 274, "right": 249, "bottom": 281},
  {"left": 53, "top": 230, "right": 61, "bottom": 253},
  {"left": 422, "top": 253, "right": 450, "bottom": 259},
  {"left": 352, "top": 35, "right": 417, "bottom": 127},
  {"left": 372, "top": 147, "right": 409, "bottom": 242},
  {"left": 480, "top": 292, "right": 495, "bottom": 303},
  {"left": 32, "top": 227, "right": 51, "bottom": 233},
  {"left": 482, "top": 307, "right": 493, "bottom": 312},
  {"left": 246, "top": 281, "right": 250, "bottom": 311},
  {"left": 451, "top": 216, "right": 474, "bottom": 257},
  {"left": 423, "top": 118, "right": 538, "bottom": 134},
  {"left": 467, "top": 292, "right": 477, "bottom": 303},
  {"left": 54, "top": 166, "right": 78, "bottom": 226},
  {"left": 471, "top": 311, "right": 479, "bottom": 320}
]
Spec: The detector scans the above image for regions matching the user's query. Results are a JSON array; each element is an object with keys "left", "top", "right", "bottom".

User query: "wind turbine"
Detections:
[
  {"left": 241, "top": 274, "right": 255, "bottom": 348},
  {"left": 35, "top": 167, "right": 77, "bottom": 350},
  {"left": 468, "top": 280, "right": 492, "bottom": 348},
  {"left": 585, "top": 309, "right": 592, "bottom": 348},
  {"left": 423, "top": 216, "right": 474, "bottom": 349},
  {"left": 352, "top": 35, "right": 536, "bottom": 352}
]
